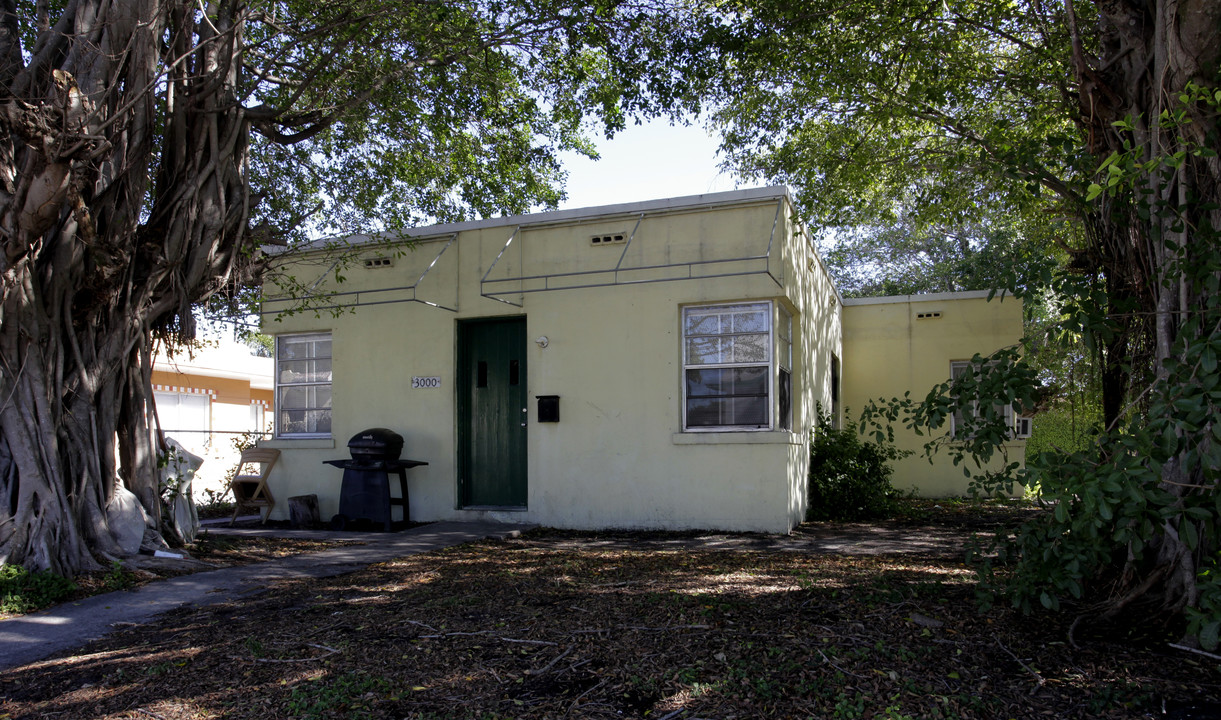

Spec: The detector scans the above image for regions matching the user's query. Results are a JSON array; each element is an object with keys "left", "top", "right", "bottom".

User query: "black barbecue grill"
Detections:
[{"left": 324, "top": 428, "right": 427, "bottom": 531}]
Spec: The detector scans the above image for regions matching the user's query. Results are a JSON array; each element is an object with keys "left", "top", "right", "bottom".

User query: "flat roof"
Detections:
[
  {"left": 284, "top": 186, "right": 792, "bottom": 252},
  {"left": 841, "top": 289, "right": 1012, "bottom": 306}
]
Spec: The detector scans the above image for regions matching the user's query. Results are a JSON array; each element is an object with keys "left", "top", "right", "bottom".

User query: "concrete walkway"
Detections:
[{"left": 0, "top": 521, "right": 528, "bottom": 672}]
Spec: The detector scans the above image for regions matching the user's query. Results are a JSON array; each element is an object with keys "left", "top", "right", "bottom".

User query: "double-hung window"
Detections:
[
  {"left": 683, "top": 302, "right": 784, "bottom": 430},
  {"left": 276, "top": 333, "right": 332, "bottom": 437}
]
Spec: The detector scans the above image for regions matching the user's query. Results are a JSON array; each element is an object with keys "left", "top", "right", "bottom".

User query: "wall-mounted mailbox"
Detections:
[{"left": 536, "top": 395, "right": 560, "bottom": 422}]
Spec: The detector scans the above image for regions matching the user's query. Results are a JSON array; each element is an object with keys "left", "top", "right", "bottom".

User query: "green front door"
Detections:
[{"left": 458, "top": 318, "right": 528, "bottom": 507}]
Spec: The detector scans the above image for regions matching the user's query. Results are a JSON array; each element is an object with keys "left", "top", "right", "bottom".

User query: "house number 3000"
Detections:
[{"left": 412, "top": 376, "right": 441, "bottom": 389}]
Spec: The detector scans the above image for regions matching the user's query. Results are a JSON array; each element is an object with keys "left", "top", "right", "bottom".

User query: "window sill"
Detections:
[
  {"left": 672, "top": 430, "right": 804, "bottom": 446},
  {"left": 262, "top": 437, "right": 335, "bottom": 449}
]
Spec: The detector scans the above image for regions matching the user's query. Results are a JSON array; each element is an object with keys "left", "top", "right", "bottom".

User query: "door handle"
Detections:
[{"left": 521, "top": 407, "right": 527, "bottom": 427}]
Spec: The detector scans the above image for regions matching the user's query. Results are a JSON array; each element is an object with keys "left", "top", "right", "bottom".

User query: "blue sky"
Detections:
[{"left": 555, "top": 118, "right": 762, "bottom": 211}]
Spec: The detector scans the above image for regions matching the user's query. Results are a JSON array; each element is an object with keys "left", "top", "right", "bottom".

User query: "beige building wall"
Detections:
[
  {"left": 262, "top": 188, "right": 839, "bottom": 532},
  {"left": 840, "top": 291, "right": 1025, "bottom": 496}
]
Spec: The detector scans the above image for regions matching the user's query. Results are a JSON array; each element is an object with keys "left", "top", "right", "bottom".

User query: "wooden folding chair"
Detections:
[{"left": 229, "top": 447, "right": 280, "bottom": 525}]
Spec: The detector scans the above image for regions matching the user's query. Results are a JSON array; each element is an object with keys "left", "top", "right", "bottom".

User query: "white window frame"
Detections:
[
  {"left": 949, "top": 359, "right": 1014, "bottom": 439},
  {"left": 682, "top": 301, "right": 780, "bottom": 432},
  {"left": 275, "top": 332, "right": 333, "bottom": 438}
]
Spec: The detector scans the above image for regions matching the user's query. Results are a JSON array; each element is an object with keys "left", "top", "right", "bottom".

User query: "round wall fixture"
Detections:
[{"left": 535, "top": 336, "right": 549, "bottom": 348}]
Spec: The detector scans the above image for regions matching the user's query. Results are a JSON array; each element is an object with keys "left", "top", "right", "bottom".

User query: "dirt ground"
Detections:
[{"left": 2, "top": 502, "right": 1217, "bottom": 719}]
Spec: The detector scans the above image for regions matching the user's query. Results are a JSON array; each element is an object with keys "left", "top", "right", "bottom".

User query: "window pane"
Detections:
[
  {"left": 684, "top": 312, "right": 724, "bottom": 336},
  {"left": 154, "top": 392, "right": 179, "bottom": 429},
  {"left": 686, "top": 397, "right": 724, "bottom": 427},
  {"left": 687, "top": 335, "right": 770, "bottom": 365},
  {"left": 778, "top": 368, "right": 791, "bottom": 431},
  {"left": 686, "top": 367, "right": 768, "bottom": 397},
  {"left": 278, "top": 335, "right": 331, "bottom": 361},
  {"left": 730, "top": 396, "right": 768, "bottom": 425},
  {"left": 249, "top": 403, "right": 266, "bottom": 433},
  {"left": 731, "top": 308, "right": 769, "bottom": 333},
  {"left": 278, "top": 408, "right": 332, "bottom": 435},
  {"left": 278, "top": 358, "right": 332, "bottom": 384},
  {"left": 730, "top": 334, "right": 769, "bottom": 363},
  {"left": 686, "top": 396, "right": 768, "bottom": 427},
  {"left": 180, "top": 395, "right": 210, "bottom": 431},
  {"left": 686, "top": 337, "right": 725, "bottom": 365},
  {"left": 685, "top": 303, "right": 770, "bottom": 336},
  {"left": 682, "top": 302, "right": 773, "bottom": 430},
  {"left": 279, "top": 386, "right": 332, "bottom": 411},
  {"left": 154, "top": 392, "right": 211, "bottom": 432}
]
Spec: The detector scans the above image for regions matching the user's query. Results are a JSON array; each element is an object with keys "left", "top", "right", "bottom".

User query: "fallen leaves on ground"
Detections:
[{"left": 3, "top": 517, "right": 1218, "bottom": 719}]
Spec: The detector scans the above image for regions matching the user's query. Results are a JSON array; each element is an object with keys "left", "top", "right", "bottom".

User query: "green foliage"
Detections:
[
  {"left": 966, "top": 85, "right": 1221, "bottom": 643},
  {"left": 822, "top": 217, "right": 1062, "bottom": 300},
  {"left": 0, "top": 564, "right": 76, "bottom": 614},
  {"left": 807, "top": 413, "right": 910, "bottom": 521},
  {"left": 1023, "top": 403, "right": 1101, "bottom": 460},
  {"left": 242, "top": 1, "right": 702, "bottom": 244},
  {"left": 703, "top": 0, "right": 1085, "bottom": 268},
  {"left": 1009, "top": 293, "right": 1216, "bottom": 611},
  {"left": 287, "top": 672, "right": 390, "bottom": 720},
  {"left": 103, "top": 562, "right": 136, "bottom": 592}
]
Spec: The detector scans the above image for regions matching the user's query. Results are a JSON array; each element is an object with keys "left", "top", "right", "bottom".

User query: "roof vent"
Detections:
[
  {"left": 363, "top": 257, "right": 394, "bottom": 269},
  {"left": 590, "top": 233, "right": 626, "bottom": 246},
  {"left": 916, "top": 311, "right": 942, "bottom": 319}
]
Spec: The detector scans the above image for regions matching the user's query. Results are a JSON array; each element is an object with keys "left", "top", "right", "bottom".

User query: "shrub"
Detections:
[
  {"left": 0, "top": 564, "right": 77, "bottom": 614},
  {"left": 196, "top": 486, "right": 236, "bottom": 519},
  {"left": 807, "top": 413, "right": 909, "bottom": 521}
]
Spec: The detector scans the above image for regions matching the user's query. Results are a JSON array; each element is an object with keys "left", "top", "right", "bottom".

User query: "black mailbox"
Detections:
[{"left": 536, "top": 395, "right": 560, "bottom": 422}]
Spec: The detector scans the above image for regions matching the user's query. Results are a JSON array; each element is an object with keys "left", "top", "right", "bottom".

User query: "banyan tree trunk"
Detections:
[
  {"left": 1070, "top": 0, "right": 1221, "bottom": 619},
  {"left": 0, "top": 0, "right": 258, "bottom": 575}
]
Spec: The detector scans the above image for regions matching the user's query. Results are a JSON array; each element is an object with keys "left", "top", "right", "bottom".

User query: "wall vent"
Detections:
[
  {"left": 916, "top": 311, "right": 942, "bottom": 319},
  {"left": 363, "top": 257, "right": 394, "bottom": 269},
  {"left": 590, "top": 233, "right": 626, "bottom": 246}
]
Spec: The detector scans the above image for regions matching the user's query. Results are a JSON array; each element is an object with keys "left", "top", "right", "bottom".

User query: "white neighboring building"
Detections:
[{"left": 152, "top": 341, "right": 274, "bottom": 498}]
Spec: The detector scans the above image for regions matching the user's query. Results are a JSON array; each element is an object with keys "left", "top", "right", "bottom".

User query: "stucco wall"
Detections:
[
  {"left": 840, "top": 291, "right": 1025, "bottom": 496},
  {"left": 262, "top": 189, "right": 839, "bottom": 532}
]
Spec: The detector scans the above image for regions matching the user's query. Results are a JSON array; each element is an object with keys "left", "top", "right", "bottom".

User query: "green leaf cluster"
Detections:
[
  {"left": 0, "top": 564, "right": 77, "bottom": 614},
  {"left": 705, "top": 0, "right": 1087, "bottom": 234},
  {"left": 807, "top": 412, "right": 911, "bottom": 521},
  {"left": 971, "top": 141, "right": 1221, "bottom": 643},
  {"left": 242, "top": 1, "right": 702, "bottom": 243}
]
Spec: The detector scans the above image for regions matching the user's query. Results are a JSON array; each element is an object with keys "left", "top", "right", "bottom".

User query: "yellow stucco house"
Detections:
[
  {"left": 259, "top": 187, "right": 1023, "bottom": 532},
  {"left": 840, "top": 292, "right": 1028, "bottom": 496}
]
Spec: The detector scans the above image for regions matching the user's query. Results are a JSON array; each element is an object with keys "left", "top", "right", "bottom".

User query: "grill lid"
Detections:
[{"left": 347, "top": 428, "right": 404, "bottom": 461}]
